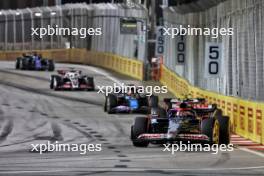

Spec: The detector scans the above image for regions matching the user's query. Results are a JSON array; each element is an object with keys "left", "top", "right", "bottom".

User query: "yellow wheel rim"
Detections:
[{"left": 213, "top": 120, "right": 220, "bottom": 144}]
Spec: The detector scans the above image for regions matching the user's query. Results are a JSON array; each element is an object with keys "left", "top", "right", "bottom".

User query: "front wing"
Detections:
[
  {"left": 56, "top": 82, "right": 94, "bottom": 90},
  {"left": 134, "top": 133, "right": 209, "bottom": 142},
  {"left": 109, "top": 105, "right": 149, "bottom": 113}
]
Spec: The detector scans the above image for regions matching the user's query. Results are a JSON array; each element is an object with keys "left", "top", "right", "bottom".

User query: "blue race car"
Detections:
[
  {"left": 104, "top": 86, "right": 158, "bottom": 114},
  {"left": 15, "top": 53, "right": 55, "bottom": 71}
]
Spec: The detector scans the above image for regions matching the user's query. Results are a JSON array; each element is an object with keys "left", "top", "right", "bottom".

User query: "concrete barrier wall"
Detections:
[
  {"left": 0, "top": 49, "right": 143, "bottom": 80},
  {"left": 163, "top": 0, "right": 264, "bottom": 101}
]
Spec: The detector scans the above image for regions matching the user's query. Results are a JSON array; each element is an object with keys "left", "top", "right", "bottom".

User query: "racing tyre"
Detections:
[
  {"left": 149, "top": 95, "right": 159, "bottom": 108},
  {"left": 150, "top": 107, "right": 167, "bottom": 118},
  {"left": 131, "top": 117, "right": 149, "bottom": 147},
  {"left": 105, "top": 94, "right": 117, "bottom": 114},
  {"left": 52, "top": 76, "right": 61, "bottom": 91},
  {"left": 48, "top": 60, "right": 55, "bottom": 71},
  {"left": 201, "top": 118, "right": 220, "bottom": 145},
  {"left": 15, "top": 58, "right": 21, "bottom": 69},
  {"left": 164, "top": 99, "right": 172, "bottom": 111},
  {"left": 50, "top": 76, "right": 54, "bottom": 89},
  {"left": 50, "top": 75, "right": 56, "bottom": 89},
  {"left": 86, "top": 77, "right": 95, "bottom": 91},
  {"left": 217, "top": 116, "right": 230, "bottom": 144},
  {"left": 20, "top": 59, "right": 27, "bottom": 70}
]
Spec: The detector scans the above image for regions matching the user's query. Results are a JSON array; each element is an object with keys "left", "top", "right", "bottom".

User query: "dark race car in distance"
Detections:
[
  {"left": 104, "top": 85, "right": 159, "bottom": 114},
  {"left": 50, "top": 69, "right": 95, "bottom": 91},
  {"left": 15, "top": 53, "right": 55, "bottom": 71},
  {"left": 130, "top": 98, "right": 230, "bottom": 147}
]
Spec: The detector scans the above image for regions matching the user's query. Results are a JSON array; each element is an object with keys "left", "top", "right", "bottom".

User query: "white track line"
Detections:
[
  {"left": 80, "top": 65, "right": 122, "bottom": 85},
  {"left": 247, "top": 146, "right": 264, "bottom": 149},
  {"left": 89, "top": 67, "right": 122, "bottom": 85},
  {"left": 232, "top": 141, "right": 257, "bottom": 143},
  {"left": 238, "top": 147, "right": 264, "bottom": 158},
  {"left": 231, "top": 135, "right": 264, "bottom": 158}
]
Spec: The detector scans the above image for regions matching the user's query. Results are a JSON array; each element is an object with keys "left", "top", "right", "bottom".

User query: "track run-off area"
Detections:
[{"left": 0, "top": 61, "right": 263, "bottom": 176}]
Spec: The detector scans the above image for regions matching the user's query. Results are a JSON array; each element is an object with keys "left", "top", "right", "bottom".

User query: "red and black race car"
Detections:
[
  {"left": 50, "top": 69, "right": 95, "bottom": 91},
  {"left": 130, "top": 98, "right": 230, "bottom": 147}
]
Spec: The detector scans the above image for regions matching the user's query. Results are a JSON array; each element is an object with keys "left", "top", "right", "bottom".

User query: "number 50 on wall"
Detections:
[{"left": 204, "top": 42, "right": 222, "bottom": 78}]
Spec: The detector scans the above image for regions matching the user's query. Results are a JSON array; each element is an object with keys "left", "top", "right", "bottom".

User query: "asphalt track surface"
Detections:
[{"left": 0, "top": 61, "right": 263, "bottom": 176}]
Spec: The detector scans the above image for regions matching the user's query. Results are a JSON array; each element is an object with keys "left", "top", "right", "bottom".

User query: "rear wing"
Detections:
[
  {"left": 57, "top": 69, "right": 82, "bottom": 75},
  {"left": 163, "top": 98, "right": 217, "bottom": 113},
  {"left": 183, "top": 98, "right": 206, "bottom": 104},
  {"left": 163, "top": 98, "right": 206, "bottom": 104},
  {"left": 163, "top": 98, "right": 181, "bottom": 109},
  {"left": 192, "top": 104, "right": 217, "bottom": 113},
  {"left": 57, "top": 70, "right": 66, "bottom": 75}
]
